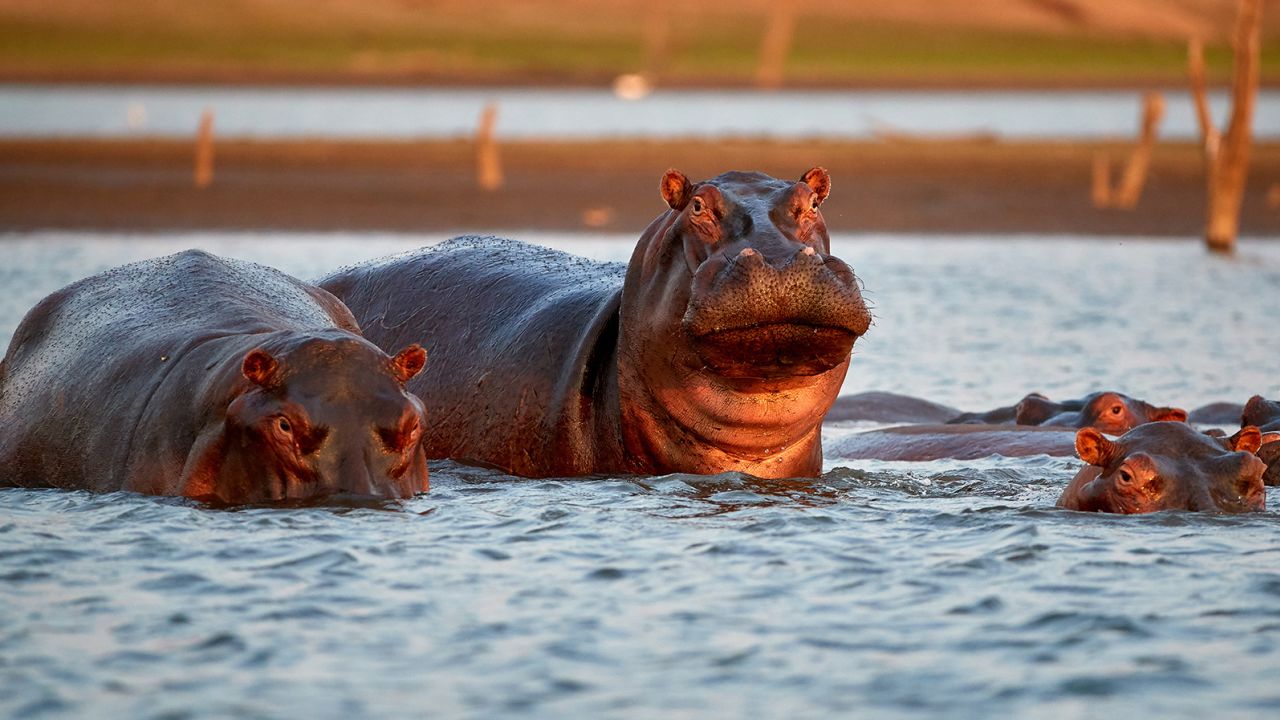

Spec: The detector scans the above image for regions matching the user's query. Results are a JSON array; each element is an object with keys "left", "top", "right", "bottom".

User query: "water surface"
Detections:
[
  {"left": 3, "top": 85, "right": 1279, "bottom": 141},
  {"left": 3, "top": 233, "right": 1280, "bottom": 718}
]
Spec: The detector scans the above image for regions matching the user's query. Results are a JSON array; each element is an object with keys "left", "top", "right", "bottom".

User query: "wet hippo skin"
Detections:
[
  {"left": 827, "top": 390, "right": 1185, "bottom": 434},
  {"left": 1057, "top": 422, "right": 1265, "bottom": 514},
  {"left": 826, "top": 424, "right": 1079, "bottom": 461},
  {"left": 321, "top": 168, "right": 871, "bottom": 478},
  {"left": 0, "top": 250, "right": 429, "bottom": 504},
  {"left": 1241, "top": 395, "right": 1280, "bottom": 486}
]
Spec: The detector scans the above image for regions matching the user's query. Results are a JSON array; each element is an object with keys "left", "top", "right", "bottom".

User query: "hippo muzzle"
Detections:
[{"left": 683, "top": 241, "right": 870, "bottom": 378}]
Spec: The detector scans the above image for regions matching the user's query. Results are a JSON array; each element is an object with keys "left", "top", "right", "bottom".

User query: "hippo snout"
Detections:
[{"left": 683, "top": 244, "right": 870, "bottom": 378}]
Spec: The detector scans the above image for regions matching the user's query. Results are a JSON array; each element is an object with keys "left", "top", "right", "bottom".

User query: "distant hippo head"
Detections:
[
  {"left": 1058, "top": 422, "right": 1265, "bottom": 514},
  {"left": 1030, "top": 391, "right": 1186, "bottom": 435},
  {"left": 625, "top": 168, "right": 871, "bottom": 381},
  {"left": 1242, "top": 395, "right": 1280, "bottom": 433},
  {"left": 1241, "top": 396, "right": 1280, "bottom": 487},
  {"left": 187, "top": 333, "right": 429, "bottom": 504}
]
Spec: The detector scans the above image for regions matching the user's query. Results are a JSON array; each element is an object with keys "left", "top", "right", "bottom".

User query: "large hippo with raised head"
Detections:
[
  {"left": 0, "top": 250, "right": 429, "bottom": 503},
  {"left": 1057, "top": 422, "right": 1265, "bottom": 513},
  {"left": 320, "top": 168, "right": 871, "bottom": 478}
]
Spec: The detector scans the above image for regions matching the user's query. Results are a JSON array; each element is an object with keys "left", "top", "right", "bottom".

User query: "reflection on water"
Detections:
[
  {"left": 2, "top": 232, "right": 1280, "bottom": 717},
  {"left": 3, "top": 85, "right": 1280, "bottom": 140}
]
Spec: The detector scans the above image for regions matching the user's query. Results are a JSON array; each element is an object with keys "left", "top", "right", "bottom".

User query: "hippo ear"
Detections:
[
  {"left": 660, "top": 169, "right": 692, "bottom": 211},
  {"left": 242, "top": 349, "right": 278, "bottom": 387},
  {"left": 801, "top": 167, "right": 831, "bottom": 205},
  {"left": 1229, "top": 426, "right": 1263, "bottom": 454},
  {"left": 1075, "top": 428, "right": 1117, "bottom": 467},
  {"left": 391, "top": 344, "right": 427, "bottom": 383},
  {"left": 1152, "top": 406, "right": 1188, "bottom": 423}
]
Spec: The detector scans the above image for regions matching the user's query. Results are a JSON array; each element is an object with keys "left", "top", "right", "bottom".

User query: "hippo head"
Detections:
[
  {"left": 615, "top": 169, "right": 870, "bottom": 475},
  {"left": 1059, "top": 422, "right": 1265, "bottom": 514},
  {"left": 188, "top": 332, "right": 429, "bottom": 504},
  {"left": 1030, "top": 391, "right": 1186, "bottom": 434},
  {"left": 1241, "top": 395, "right": 1280, "bottom": 487},
  {"left": 1242, "top": 395, "right": 1280, "bottom": 433},
  {"left": 623, "top": 168, "right": 870, "bottom": 378}
]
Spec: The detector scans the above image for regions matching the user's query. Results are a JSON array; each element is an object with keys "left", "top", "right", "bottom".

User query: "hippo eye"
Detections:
[
  {"left": 1117, "top": 468, "right": 1133, "bottom": 485},
  {"left": 810, "top": 195, "right": 820, "bottom": 211},
  {"left": 1110, "top": 405, "right": 1123, "bottom": 415},
  {"left": 691, "top": 197, "right": 704, "bottom": 214},
  {"left": 276, "top": 417, "right": 292, "bottom": 434}
]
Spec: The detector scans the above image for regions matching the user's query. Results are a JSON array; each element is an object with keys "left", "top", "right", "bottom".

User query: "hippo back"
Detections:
[
  {"left": 319, "top": 236, "right": 627, "bottom": 475},
  {"left": 0, "top": 250, "right": 358, "bottom": 490}
]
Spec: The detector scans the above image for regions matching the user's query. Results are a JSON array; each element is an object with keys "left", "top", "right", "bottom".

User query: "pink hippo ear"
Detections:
[
  {"left": 392, "top": 344, "right": 427, "bottom": 383},
  {"left": 660, "top": 169, "right": 692, "bottom": 211},
  {"left": 801, "top": 167, "right": 831, "bottom": 205},
  {"left": 242, "top": 349, "right": 278, "bottom": 387},
  {"left": 1075, "top": 428, "right": 1118, "bottom": 467},
  {"left": 1229, "top": 426, "right": 1263, "bottom": 455},
  {"left": 1152, "top": 406, "right": 1188, "bottom": 423}
]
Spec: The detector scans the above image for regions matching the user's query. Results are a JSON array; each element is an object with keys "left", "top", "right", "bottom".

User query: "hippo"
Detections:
[
  {"left": 945, "top": 392, "right": 1062, "bottom": 425},
  {"left": 1241, "top": 395, "right": 1280, "bottom": 486},
  {"left": 1242, "top": 395, "right": 1280, "bottom": 433},
  {"left": 827, "top": 424, "right": 1079, "bottom": 461},
  {"left": 1187, "top": 401, "right": 1247, "bottom": 425},
  {"left": 824, "top": 391, "right": 960, "bottom": 425},
  {"left": 1057, "top": 422, "right": 1265, "bottom": 513},
  {"left": 948, "top": 391, "right": 1185, "bottom": 431},
  {"left": 320, "top": 168, "right": 871, "bottom": 478},
  {"left": 1030, "top": 391, "right": 1186, "bottom": 433},
  {"left": 0, "top": 250, "right": 429, "bottom": 504}
]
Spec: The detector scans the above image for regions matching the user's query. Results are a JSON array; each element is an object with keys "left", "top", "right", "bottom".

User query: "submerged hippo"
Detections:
[
  {"left": 0, "top": 250, "right": 429, "bottom": 504},
  {"left": 320, "top": 168, "right": 871, "bottom": 478},
  {"left": 948, "top": 391, "right": 1185, "bottom": 432},
  {"left": 827, "top": 424, "right": 1079, "bottom": 461},
  {"left": 1057, "top": 422, "right": 1265, "bottom": 513},
  {"left": 1028, "top": 391, "right": 1186, "bottom": 433},
  {"left": 824, "top": 391, "right": 961, "bottom": 425},
  {"left": 1241, "top": 395, "right": 1280, "bottom": 486}
]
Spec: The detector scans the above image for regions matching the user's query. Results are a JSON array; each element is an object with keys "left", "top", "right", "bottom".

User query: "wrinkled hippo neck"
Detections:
[{"left": 615, "top": 346, "right": 841, "bottom": 477}]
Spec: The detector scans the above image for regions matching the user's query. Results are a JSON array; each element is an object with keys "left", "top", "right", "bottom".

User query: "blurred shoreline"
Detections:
[
  {"left": 5, "top": 68, "right": 1277, "bottom": 92},
  {"left": 2, "top": 138, "right": 1277, "bottom": 236}
]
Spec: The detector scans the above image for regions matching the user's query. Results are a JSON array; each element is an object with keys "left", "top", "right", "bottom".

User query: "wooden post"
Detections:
[
  {"left": 475, "top": 102, "right": 503, "bottom": 192},
  {"left": 1112, "top": 92, "right": 1165, "bottom": 209},
  {"left": 1188, "top": 0, "right": 1263, "bottom": 253},
  {"left": 194, "top": 109, "right": 214, "bottom": 189},
  {"left": 755, "top": 0, "right": 799, "bottom": 90},
  {"left": 643, "top": 0, "right": 672, "bottom": 80},
  {"left": 1091, "top": 153, "right": 1112, "bottom": 208}
]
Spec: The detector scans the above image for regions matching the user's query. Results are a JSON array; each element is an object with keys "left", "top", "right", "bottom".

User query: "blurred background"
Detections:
[{"left": 0, "top": 0, "right": 1277, "bottom": 237}]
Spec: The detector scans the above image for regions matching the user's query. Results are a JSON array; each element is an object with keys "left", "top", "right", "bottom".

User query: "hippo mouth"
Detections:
[{"left": 691, "top": 322, "right": 858, "bottom": 378}]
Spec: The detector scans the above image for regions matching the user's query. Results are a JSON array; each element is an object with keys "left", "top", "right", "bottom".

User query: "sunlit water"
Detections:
[
  {"left": 3, "top": 85, "right": 1280, "bottom": 140},
  {"left": 3, "top": 232, "right": 1280, "bottom": 718}
]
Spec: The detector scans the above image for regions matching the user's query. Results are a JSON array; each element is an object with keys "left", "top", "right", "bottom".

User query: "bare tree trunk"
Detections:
[
  {"left": 475, "top": 103, "right": 503, "bottom": 192},
  {"left": 1091, "top": 153, "right": 1112, "bottom": 208},
  {"left": 1112, "top": 92, "right": 1165, "bottom": 209},
  {"left": 1188, "top": 0, "right": 1263, "bottom": 253},
  {"left": 756, "top": 0, "right": 799, "bottom": 90},
  {"left": 1092, "top": 93, "right": 1166, "bottom": 209},
  {"left": 194, "top": 109, "right": 215, "bottom": 189}
]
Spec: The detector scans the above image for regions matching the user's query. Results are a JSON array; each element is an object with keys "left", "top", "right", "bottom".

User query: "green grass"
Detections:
[{"left": 0, "top": 14, "right": 1271, "bottom": 86}]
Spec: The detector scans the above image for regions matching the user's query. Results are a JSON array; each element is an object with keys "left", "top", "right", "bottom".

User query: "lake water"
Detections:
[
  {"left": 3, "top": 232, "right": 1280, "bottom": 718},
  {"left": 2, "top": 85, "right": 1279, "bottom": 141}
]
